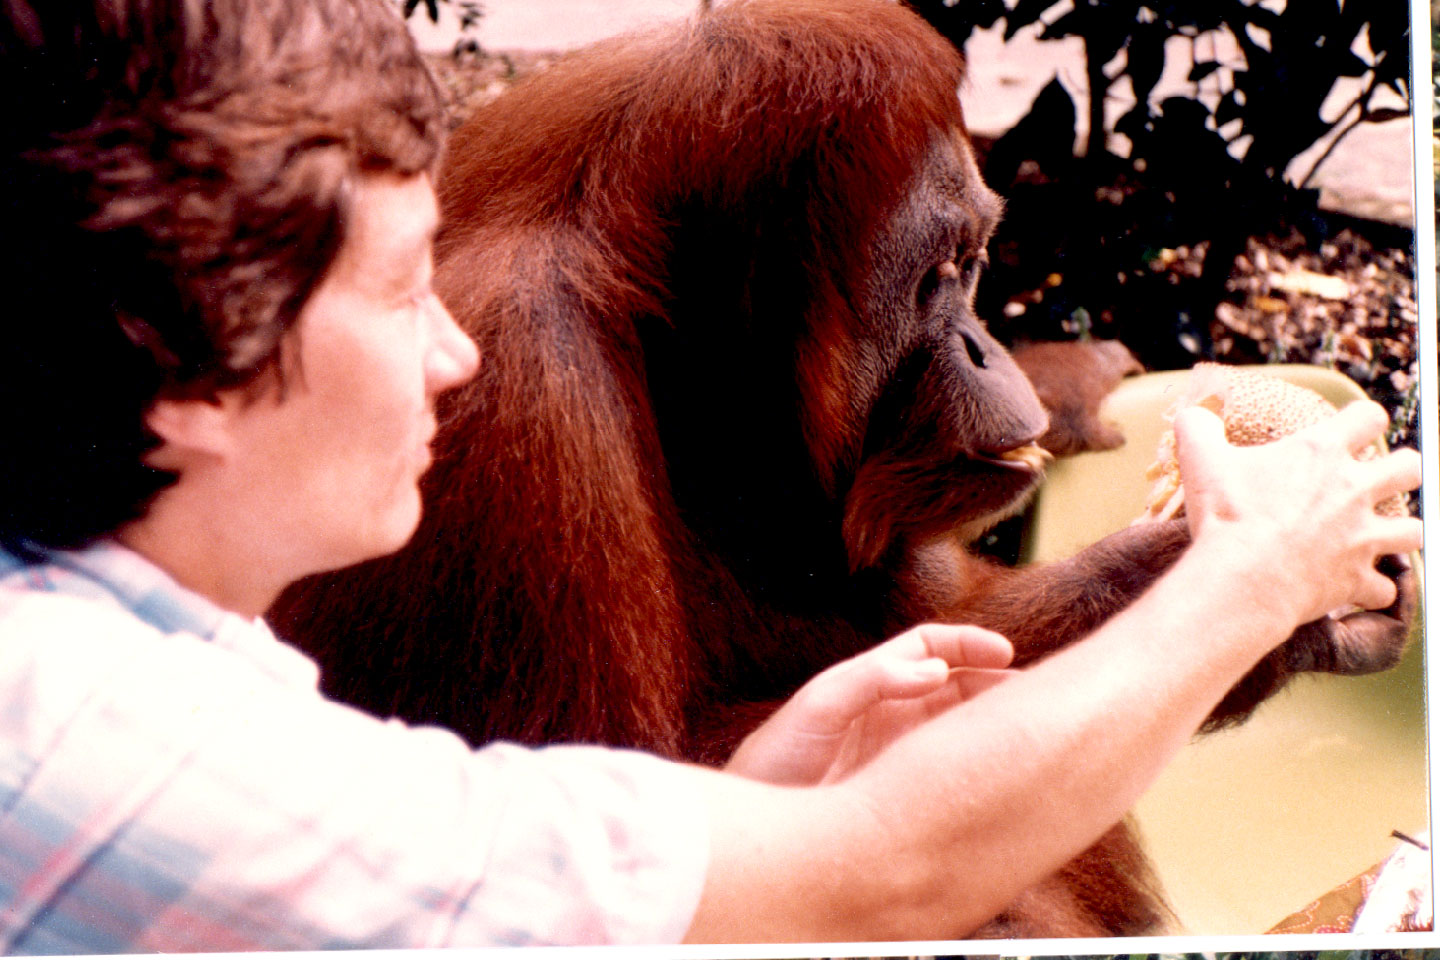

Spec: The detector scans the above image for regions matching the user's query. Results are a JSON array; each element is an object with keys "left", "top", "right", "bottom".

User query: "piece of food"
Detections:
[{"left": 1139, "top": 363, "right": 1406, "bottom": 522}]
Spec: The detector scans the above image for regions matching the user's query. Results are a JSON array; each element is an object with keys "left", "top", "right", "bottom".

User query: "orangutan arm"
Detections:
[{"left": 681, "top": 402, "right": 1421, "bottom": 943}]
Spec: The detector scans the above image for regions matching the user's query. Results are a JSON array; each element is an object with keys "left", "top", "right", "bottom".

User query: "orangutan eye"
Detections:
[
  {"left": 958, "top": 249, "right": 987, "bottom": 285},
  {"left": 918, "top": 244, "right": 985, "bottom": 308},
  {"left": 916, "top": 262, "right": 948, "bottom": 306}
]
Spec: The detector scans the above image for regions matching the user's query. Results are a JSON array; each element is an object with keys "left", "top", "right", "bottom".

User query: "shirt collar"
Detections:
[{"left": 0, "top": 539, "right": 321, "bottom": 690}]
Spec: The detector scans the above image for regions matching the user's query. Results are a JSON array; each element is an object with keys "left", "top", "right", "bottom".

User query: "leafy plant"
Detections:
[
  {"left": 911, "top": 0, "right": 1407, "bottom": 190},
  {"left": 905, "top": 0, "right": 1411, "bottom": 368},
  {"left": 398, "top": 0, "right": 484, "bottom": 58}
]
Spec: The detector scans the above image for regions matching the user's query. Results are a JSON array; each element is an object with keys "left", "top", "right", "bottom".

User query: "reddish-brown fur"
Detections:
[
  {"left": 272, "top": 0, "right": 1414, "bottom": 938},
  {"left": 1012, "top": 340, "right": 1144, "bottom": 456}
]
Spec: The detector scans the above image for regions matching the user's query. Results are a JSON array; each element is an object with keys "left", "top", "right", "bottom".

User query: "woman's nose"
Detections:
[{"left": 424, "top": 293, "right": 480, "bottom": 393}]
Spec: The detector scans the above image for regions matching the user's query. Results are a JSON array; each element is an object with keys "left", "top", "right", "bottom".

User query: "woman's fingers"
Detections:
[
  {"left": 903, "top": 622, "right": 1014, "bottom": 670},
  {"left": 1329, "top": 400, "right": 1392, "bottom": 456},
  {"left": 1371, "top": 513, "right": 1425, "bottom": 559},
  {"left": 1173, "top": 393, "right": 1422, "bottom": 624},
  {"left": 790, "top": 625, "right": 1014, "bottom": 736},
  {"left": 948, "top": 666, "right": 1014, "bottom": 700},
  {"left": 1170, "top": 405, "right": 1231, "bottom": 519},
  {"left": 1362, "top": 446, "right": 1423, "bottom": 507}
]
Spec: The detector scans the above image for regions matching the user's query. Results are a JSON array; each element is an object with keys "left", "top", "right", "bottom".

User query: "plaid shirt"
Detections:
[{"left": 0, "top": 542, "right": 708, "bottom": 952}]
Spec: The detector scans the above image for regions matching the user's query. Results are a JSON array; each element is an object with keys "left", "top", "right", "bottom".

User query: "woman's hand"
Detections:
[
  {"left": 1174, "top": 399, "right": 1422, "bottom": 628},
  {"left": 725, "top": 623, "right": 1013, "bottom": 786}
]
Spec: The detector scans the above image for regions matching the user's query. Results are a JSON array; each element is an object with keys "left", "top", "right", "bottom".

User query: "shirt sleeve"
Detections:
[{"left": 0, "top": 591, "right": 709, "bottom": 952}]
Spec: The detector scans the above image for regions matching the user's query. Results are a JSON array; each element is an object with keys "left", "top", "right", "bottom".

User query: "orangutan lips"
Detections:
[{"left": 991, "top": 443, "right": 1053, "bottom": 474}]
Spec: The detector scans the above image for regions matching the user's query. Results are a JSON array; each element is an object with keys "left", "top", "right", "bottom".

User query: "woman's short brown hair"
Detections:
[{"left": 1, "top": 0, "right": 446, "bottom": 551}]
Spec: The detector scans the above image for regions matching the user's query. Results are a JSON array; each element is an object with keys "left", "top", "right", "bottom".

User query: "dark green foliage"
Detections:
[
  {"left": 401, "top": 0, "right": 440, "bottom": 21},
  {"left": 908, "top": 0, "right": 1407, "bottom": 194},
  {"left": 904, "top": 0, "right": 1411, "bottom": 369},
  {"left": 398, "top": 0, "right": 484, "bottom": 56}
]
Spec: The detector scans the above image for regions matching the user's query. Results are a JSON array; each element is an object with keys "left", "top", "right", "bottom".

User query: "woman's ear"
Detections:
[{"left": 143, "top": 394, "right": 237, "bottom": 462}]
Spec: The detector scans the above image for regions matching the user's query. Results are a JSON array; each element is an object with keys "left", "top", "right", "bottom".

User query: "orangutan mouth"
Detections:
[{"left": 982, "top": 442, "right": 1053, "bottom": 475}]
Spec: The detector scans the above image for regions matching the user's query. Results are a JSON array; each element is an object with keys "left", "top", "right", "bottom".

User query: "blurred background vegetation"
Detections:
[{"left": 905, "top": 0, "right": 1417, "bottom": 448}]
